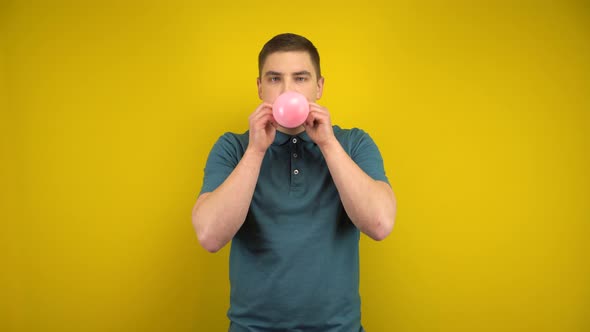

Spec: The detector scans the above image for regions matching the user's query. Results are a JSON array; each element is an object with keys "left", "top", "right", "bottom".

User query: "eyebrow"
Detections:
[
  {"left": 263, "top": 70, "right": 312, "bottom": 77},
  {"left": 264, "top": 71, "right": 283, "bottom": 77},
  {"left": 293, "top": 71, "right": 312, "bottom": 76}
]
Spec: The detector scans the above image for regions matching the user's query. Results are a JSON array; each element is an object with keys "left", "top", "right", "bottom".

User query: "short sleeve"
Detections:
[
  {"left": 348, "top": 128, "right": 390, "bottom": 185},
  {"left": 199, "top": 133, "right": 246, "bottom": 196}
]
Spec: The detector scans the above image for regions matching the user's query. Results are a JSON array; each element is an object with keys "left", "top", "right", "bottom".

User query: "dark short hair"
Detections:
[{"left": 258, "top": 33, "right": 321, "bottom": 79}]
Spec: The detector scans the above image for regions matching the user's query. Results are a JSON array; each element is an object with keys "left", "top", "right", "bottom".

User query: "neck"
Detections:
[{"left": 276, "top": 125, "right": 305, "bottom": 136}]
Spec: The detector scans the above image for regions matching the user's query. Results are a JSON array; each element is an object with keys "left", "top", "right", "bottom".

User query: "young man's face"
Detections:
[{"left": 257, "top": 51, "right": 324, "bottom": 104}]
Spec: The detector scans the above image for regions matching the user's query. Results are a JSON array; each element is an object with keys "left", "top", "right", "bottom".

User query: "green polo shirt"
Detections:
[{"left": 200, "top": 125, "right": 389, "bottom": 331}]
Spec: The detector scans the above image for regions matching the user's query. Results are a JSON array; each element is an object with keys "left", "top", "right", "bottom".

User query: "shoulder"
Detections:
[
  {"left": 333, "top": 125, "right": 375, "bottom": 149},
  {"left": 333, "top": 125, "right": 371, "bottom": 142},
  {"left": 217, "top": 130, "right": 248, "bottom": 144},
  {"left": 332, "top": 125, "right": 381, "bottom": 157},
  {"left": 213, "top": 130, "right": 249, "bottom": 148},
  {"left": 209, "top": 130, "right": 249, "bottom": 158}
]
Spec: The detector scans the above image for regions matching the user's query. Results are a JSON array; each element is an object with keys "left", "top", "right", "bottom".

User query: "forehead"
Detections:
[{"left": 261, "top": 51, "right": 314, "bottom": 75}]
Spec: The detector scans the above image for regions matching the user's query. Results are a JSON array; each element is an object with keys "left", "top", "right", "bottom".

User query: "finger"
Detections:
[
  {"left": 250, "top": 107, "right": 273, "bottom": 124},
  {"left": 253, "top": 113, "right": 276, "bottom": 130},
  {"left": 304, "top": 111, "right": 317, "bottom": 127},
  {"left": 259, "top": 102, "right": 273, "bottom": 111},
  {"left": 308, "top": 108, "right": 330, "bottom": 123},
  {"left": 308, "top": 103, "right": 329, "bottom": 112},
  {"left": 308, "top": 108, "right": 330, "bottom": 120},
  {"left": 250, "top": 103, "right": 273, "bottom": 119},
  {"left": 269, "top": 116, "right": 279, "bottom": 129}
]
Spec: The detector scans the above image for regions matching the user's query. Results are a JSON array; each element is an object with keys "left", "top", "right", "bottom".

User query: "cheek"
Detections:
[
  {"left": 262, "top": 89, "right": 280, "bottom": 103},
  {"left": 302, "top": 86, "right": 318, "bottom": 101}
]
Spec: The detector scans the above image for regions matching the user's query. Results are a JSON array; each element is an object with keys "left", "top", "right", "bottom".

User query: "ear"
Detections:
[
  {"left": 316, "top": 76, "right": 325, "bottom": 100},
  {"left": 257, "top": 77, "right": 263, "bottom": 100}
]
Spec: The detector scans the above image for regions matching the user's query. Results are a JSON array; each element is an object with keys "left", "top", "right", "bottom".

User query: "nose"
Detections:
[{"left": 280, "top": 79, "right": 296, "bottom": 94}]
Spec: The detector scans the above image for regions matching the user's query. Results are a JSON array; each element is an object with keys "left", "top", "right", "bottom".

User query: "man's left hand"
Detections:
[{"left": 303, "top": 103, "right": 336, "bottom": 148}]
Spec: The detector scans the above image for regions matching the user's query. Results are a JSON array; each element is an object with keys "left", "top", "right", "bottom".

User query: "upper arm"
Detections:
[
  {"left": 349, "top": 129, "right": 390, "bottom": 184},
  {"left": 199, "top": 134, "right": 244, "bottom": 196},
  {"left": 194, "top": 134, "right": 242, "bottom": 220}
]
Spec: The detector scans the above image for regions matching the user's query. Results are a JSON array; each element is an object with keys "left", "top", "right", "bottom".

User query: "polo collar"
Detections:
[{"left": 272, "top": 129, "right": 314, "bottom": 146}]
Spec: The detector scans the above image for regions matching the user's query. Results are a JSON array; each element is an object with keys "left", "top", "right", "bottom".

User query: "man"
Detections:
[{"left": 192, "top": 33, "right": 396, "bottom": 331}]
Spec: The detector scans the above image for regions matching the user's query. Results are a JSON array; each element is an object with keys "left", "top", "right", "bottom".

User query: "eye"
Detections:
[
  {"left": 269, "top": 76, "right": 280, "bottom": 82},
  {"left": 295, "top": 77, "right": 307, "bottom": 82}
]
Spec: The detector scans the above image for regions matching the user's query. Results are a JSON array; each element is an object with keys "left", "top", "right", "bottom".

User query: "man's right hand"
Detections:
[
  {"left": 193, "top": 103, "right": 276, "bottom": 253},
  {"left": 248, "top": 102, "right": 277, "bottom": 155}
]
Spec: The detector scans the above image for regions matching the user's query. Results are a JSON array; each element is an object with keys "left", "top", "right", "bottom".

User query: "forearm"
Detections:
[
  {"left": 192, "top": 148, "right": 265, "bottom": 252},
  {"left": 319, "top": 139, "right": 396, "bottom": 240}
]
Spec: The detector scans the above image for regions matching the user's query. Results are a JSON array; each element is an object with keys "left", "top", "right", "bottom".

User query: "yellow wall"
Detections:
[{"left": 2, "top": 1, "right": 589, "bottom": 331}]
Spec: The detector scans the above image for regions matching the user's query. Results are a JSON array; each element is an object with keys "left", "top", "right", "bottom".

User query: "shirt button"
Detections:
[
  {"left": 293, "top": 169, "right": 299, "bottom": 175},
  {"left": 293, "top": 153, "right": 298, "bottom": 158},
  {"left": 292, "top": 138, "right": 298, "bottom": 144}
]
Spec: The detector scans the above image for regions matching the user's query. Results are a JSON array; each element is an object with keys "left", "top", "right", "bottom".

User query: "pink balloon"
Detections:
[{"left": 272, "top": 91, "right": 310, "bottom": 128}]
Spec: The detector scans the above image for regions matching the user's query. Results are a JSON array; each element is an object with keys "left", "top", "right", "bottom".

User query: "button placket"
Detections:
[{"left": 290, "top": 136, "right": 302, "bottom": 183}]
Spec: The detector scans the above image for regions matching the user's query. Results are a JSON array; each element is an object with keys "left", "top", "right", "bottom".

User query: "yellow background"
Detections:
[{"left": 2, "top": 1, "right": 589, "bottom": 331}]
